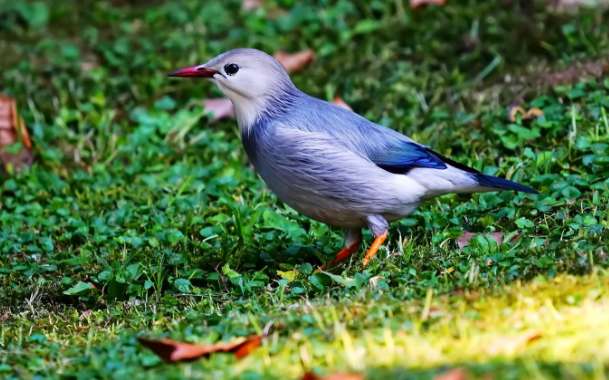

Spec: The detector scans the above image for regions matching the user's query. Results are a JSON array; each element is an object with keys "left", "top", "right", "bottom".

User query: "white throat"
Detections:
[
  {"left": 215, "top": 84, "right": 265, "bottom": 130},
  {"left": 231, "top": 95, "right": 265, "bottom": 130}
]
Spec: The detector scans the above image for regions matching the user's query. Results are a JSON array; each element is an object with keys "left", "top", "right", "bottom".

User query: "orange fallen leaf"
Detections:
[
  {"left": 203, "top": 98, "right": 234, "bottom": 121},
  {"left": 274, "top": 50, "right": 315, "bottom": 74},
  {"left": 433, "top": 368, "right": 468, "bottom": 380},
  {"left": 507, "top": 106, "right": 525, "bottom": 122},
  {"left": 507, "top": 105, "right": 544, "bottom": 122},
  {"left": 0, "top": 95, "right": 33, "bottom": 171},
  {"left": 457, "top": 231, "right": 505, "bottom": 249},
  {"left": 332, "top": 96, "right": 353, "bottom": 111},
  {"left": 138, "top": 334, "right": 262, "bottom": 363},
  {"left": 232, "top": 335, "right": 263, "bottom": 359},
  {"left": 524, "top": 107, "right": 544, "bottom": 119},
  {"left": 302, "top": 372, "right": 364, "bottom": 380},
  {"left": 410, "top": 0, "right": 447, "bottom": 9}
]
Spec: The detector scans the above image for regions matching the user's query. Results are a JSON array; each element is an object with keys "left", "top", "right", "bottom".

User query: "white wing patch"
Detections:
[{"left": 407, "top": 164, "right": 482, "bottom": 198}]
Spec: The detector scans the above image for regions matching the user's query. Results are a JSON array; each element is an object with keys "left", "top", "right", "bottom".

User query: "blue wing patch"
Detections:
[{"left": 371, "top": 142, "right": 447, "bottom": 174}]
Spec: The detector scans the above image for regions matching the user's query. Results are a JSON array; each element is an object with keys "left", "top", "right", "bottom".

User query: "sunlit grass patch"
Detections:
[{"left": 236, "top": 270, "right": 608, "bottom": 379}]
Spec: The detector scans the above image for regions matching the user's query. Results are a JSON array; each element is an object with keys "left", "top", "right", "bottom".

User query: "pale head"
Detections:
[{"left": 169, "top": 48, "right": 296, "bottom": 128}]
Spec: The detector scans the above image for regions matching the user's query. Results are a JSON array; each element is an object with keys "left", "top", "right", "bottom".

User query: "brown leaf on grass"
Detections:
[
  {"left": 507, "top": 105, "right": 544, "bottom": 123},
  {"left": 232, "top": 335, "right": 263, "bottom": 358},
  {"left": 203, "top": 98, "right": 234, "bottom": 121},
  {"left": 242, "top": 0, "right": 263, "bottom": 11},
  {"left": 302, "top": 372, "right": 364, "bottom": 380},
  {"left": 457, "top": 231, "right": 505, "bottom": 249},
  {"left": 79, "top": 53, "right": 100, "bottom": 73},
  {"left": 274, "top": 50, "right": 315, "bottom": 74},
  {"left": 433, "top": 368, "right": 468, "bottom": 380},
  {"left": 138, "top": 334, "right": 262, "bottom": 363},
  {"left": 473, "top": 57, "right": 609, "bottom": 106},
  {"left": 332, "top": 96, "right": 353, "bottom": 111},
  {"left": 549, "top": 0, "right": 609, "bottom": 13},
  {"left": 0, "top": 95, "right": 33, "bottom": 171},
  {"left": 540, "top": 58, "right": 609, "bottom": 87},
  {"left": 410, "top": 0, "right": 447, "bottom": 9},
  {"left": 487, "top": 331, "right": 542, "bottom": 356}
]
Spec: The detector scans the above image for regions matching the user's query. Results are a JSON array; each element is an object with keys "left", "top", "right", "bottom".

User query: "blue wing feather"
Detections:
[{"left": 370, "top": 141, "right": 447, "bottom": 173}]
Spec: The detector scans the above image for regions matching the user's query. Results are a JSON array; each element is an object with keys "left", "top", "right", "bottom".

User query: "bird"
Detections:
[{"left": 169, "top": 48, "right": 537, "bottom": 268}]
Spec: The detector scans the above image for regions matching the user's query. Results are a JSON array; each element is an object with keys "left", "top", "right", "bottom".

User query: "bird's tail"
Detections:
[
  {"left": 411, "top": 149, "right": 538, "bottom": 195},
  {"left": 474, "top": 173, "right": 538, "bottom": 194}
]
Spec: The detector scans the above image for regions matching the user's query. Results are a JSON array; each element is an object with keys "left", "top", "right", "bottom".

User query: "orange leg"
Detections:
[
  {"left": 317, "top": 229, "right": 362, "bottom": 270},
  {"left": 362, "top": 231, "right": 388, "bottom": 267},
  {"left": 323, "top": 240, "right": 361, "bottom": 268}
]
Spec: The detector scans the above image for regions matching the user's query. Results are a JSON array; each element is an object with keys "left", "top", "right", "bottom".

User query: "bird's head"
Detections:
[{"left": 169, "top": 48, "right": 296, "bottom": 127}]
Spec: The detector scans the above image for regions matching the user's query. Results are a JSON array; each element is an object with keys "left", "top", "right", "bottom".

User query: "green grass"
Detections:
[{"left": 1, "top": 0, "right": 609, "bottom": 379}]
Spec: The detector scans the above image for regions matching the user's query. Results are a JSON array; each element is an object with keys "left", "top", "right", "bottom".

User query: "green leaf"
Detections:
[
  {"left": 322, "top": 271, "right": 357, "bottom": 288},
  {"left": 173, "top": 278, "right": 191, "bottom": 293},
  {"left": 353, "top": 19, "right": 381, "bottom": 35},
  {"left": 515, "top": 217, "right": 534, "bottom": 229},
  {"left": 308, "top": 273, "right": 331, "bottom": 291},
  {"left": 63, "top": 281, "right": 95, "bottom": 296}
]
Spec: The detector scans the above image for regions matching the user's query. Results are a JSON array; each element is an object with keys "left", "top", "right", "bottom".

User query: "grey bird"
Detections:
[{"left": 169, "top": 48, "right": 537, "bottom": 267}]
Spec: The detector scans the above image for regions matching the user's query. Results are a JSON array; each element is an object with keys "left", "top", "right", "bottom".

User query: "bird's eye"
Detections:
[{"left": 224, "top": 63, "right": 239, "bottom": 76}]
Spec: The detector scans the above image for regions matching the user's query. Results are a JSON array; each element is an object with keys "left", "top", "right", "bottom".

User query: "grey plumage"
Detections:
[{"left": 170, "top": 48, "right": 537, "bottom": 266}]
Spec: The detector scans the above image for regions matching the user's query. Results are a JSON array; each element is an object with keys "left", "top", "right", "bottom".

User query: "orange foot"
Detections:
[
  {"left": 362, "top": 231, "right": 388, "bottom": 267},
  {"left": 318, "top": 239, "right": 361, "bottom": 271}
]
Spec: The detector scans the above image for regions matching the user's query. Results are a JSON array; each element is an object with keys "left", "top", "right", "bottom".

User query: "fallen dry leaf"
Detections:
[
  {"left": 507, "top": 105, "right": 544, "bottom": 123},
  {"left": 368, "top": 275, "right": 384, "bottom": 288},
  {"left": 242, "top": 0, "right": 263, "bottom": 11},
  {"left": 473, "top": 56, "right": 609, "bottom": 106},
  {"left": 302, "top": 372, "right": 364, "bottom": 380},
  {"left": 138, "top": 334, "right": 262, "bottom": 363},
  {"left": 0, "top": 95, "right": 33, "bottom": 171},
  {"left": 410, "top": 0, "right": 447, "bottom": 9},
  {"left": 457, "top": 231, "right": 505, "bottom": 249},
  {"left": 540, "top": 58, "right": 609, "bottom": 87},
  {"left": 332, "top": 96, "right": 353, "bottom": 111},
  {"left": 433, "top": 368, "right": 468, "bottom": 380},
  {"left": 203, "top": 98, "right": 234, "bottom": 121},
  {"left": 550, "top": 0, "right": 609, "bottom": 12},
  {"left": 79, "top": 309, "right": 93, "bottom": 321},
  {"left": 274, "top": 50, "right": 315, "bottom": 74},
  {"left": 487, "top": 331, "right": 542, "bottom": 356},
  {"left": 524, "top": 107, "right": 544, "bottom": 119},
  {"left": 80, "top": 60, "right": 99, "bottom": 73}
]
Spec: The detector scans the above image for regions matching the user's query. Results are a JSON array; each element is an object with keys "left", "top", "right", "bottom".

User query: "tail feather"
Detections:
[
  {"left": 422, "top": 148, "right": 538, "bottom": 195},
  {"left": 474, "top": 173, "right": 538, "bottom": 194}
]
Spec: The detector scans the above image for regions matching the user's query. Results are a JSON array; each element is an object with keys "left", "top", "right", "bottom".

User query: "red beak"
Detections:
[{"left": 168, "top": 65, "right": 218, "bottom": 78}]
